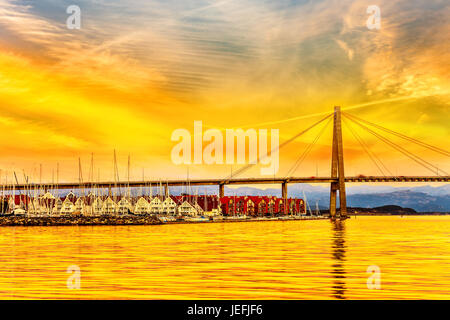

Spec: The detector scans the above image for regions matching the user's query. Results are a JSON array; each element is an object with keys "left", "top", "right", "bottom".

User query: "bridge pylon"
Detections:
[{"left": 329, "top": 106, "right": 347, "bottom": 219}]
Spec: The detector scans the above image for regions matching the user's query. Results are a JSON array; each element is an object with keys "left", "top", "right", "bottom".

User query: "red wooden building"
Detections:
[{"left": 219, "top": 196, "right": 305, "bottom": 216}]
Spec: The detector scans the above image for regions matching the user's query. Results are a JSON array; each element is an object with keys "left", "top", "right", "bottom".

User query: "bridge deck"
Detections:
[{"left": 4, "top": 176, "right": 449, "bottom": 190}]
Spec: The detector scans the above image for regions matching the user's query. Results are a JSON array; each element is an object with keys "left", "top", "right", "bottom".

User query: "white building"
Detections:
[
  {"left": 117, "top": 198, "right": 132, "bottom": 215},
  {"left": 194, "top": 202, "right": 204, "bottom": 215},
  {"left": 92, "top": 197, "right": 103, "bottom": 215},
  {"left": 74, "top": 197, "right": 85, "bottom": 214},
  {"left": 60, "top": 197, "right": 75, "bottom": 215},
  {"left": 52, "top": 198, "right": 63, "bottom": 215},
  {"left": 162, "top": 197, "right": 177, "bottom": 215},
  {"left": 134, "top": 197, "right": 150, "bottom": 215},
  {"left": 178, "top": 201, "right": 198, "bottom": 216},
  {"left": 42, "top": 192, "right": 55, "bottom": 200},
  {"left": 149, "top": 197, "right": 163, "bottom": 214},
  {"left": 101, "top": 197, "right": 117, "bottom": 215}
]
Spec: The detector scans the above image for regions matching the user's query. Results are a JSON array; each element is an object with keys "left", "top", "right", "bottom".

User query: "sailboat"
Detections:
[{"left": 302, "top": 190, "right": 313, "bottom": 218}]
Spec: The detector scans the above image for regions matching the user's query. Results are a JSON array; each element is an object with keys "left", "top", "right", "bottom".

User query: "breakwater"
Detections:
[{"left": 0, "top": 215, "right": 162, "bottom": 226}]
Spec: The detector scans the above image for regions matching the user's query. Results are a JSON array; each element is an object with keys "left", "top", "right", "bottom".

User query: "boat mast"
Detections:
[
  {"left": 39, "top": 163, "right": 42, "bottom": 197},
  {"left": 113, "top": 150, "right": 118, "bottom": 204},
  {"left": 0, "top": 169, "right": 3, "bottom": 214},
  {"left": 56, "top": 163, "right": 60, "bottom": 200},
  {"left": 127, "top": 154, "right": 131, "bottom": 201},
  {"left": 302, "top": 190, "right": 312, "bottom": 216},
  {"left": 141, "top": 168, "right": 144, "bottom": 199},
  {"left": 14, "top": 171, "right": 22, "bottom": 211},
  {"left": 78, "top": 157, "right": 83, "bottom": 197},
  {"left": 89, "top": 153, "right": 94, "bottom": 197},
  {"left": 11, "top": 174, "right": 15, "bottom": 213},
  {"left": 22, "top": 170, "right": 32, "bottom": 213}
]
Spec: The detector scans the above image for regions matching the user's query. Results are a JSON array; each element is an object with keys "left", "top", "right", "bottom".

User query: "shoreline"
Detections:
[
  {"left": 0, "top": 215, "right": 161, "bottom": 227},
  {"left": 348, "top": 212, "right": 450, "bottom": 216},
  {"left": 0, "top": 215, "right": 327, "bottom": 227},
  {"left": 0, "top": 213, "right": 447, "bottom": 227}
]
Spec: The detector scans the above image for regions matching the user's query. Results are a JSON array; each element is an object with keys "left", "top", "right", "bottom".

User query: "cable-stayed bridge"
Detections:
[{"left": 4, "top": 107, "right": 450, "bottom": 219}]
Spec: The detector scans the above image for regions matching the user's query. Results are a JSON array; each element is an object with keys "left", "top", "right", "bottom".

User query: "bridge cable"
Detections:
[
  {"left": 344, "top": 115, "right": 448, "bottom": 176},
  {"left": 342, "top": 117, "right": 392, "bottom": 176},
  {"left": 343, "top": 112, "right": 450, "bottom": 157},
  {"left": 224, "top": 113, "right": 333, "bottom": 180},
  {"left": 344, "top": 115, "right": 447, "bottom": 176},
  {"left": 285, "top": 116, "right": 332, "bottom": 177}
]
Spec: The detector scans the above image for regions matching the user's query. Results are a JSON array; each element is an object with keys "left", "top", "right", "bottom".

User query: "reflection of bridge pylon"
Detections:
[{"left": 330, "top": 106, "right": 347, "bottom": 219}]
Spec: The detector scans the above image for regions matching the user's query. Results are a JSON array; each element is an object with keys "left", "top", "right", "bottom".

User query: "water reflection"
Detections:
[
  {"left": 1, "top": 217, "right": 449, "bottom": 299},
  {"left": 331, "top": 219, "right": 346, "bottom": 299}
]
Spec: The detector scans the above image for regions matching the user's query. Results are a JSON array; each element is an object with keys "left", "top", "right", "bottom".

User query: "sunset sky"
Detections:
[{"left": 0, "top": 0, "right": 448, "bottom": 183}]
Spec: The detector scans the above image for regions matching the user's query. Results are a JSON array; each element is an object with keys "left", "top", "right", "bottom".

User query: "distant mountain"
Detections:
[
  {"left": 347, "top": 190, "right": 450, "bottom": 212},
  {"left": 345, "top": 205, "right": 417, "bottom": 215},
  {"left": 58, "top": 182, "right": 449, "bottom": 212},
  {"left": 346, "top": 184, "right": 450, "bottom": 196},
  {"left": 220, "top": 185, "right": 450, "bottom": 212},
  {"left": 67, "top": 183, "right": 448, "bottom": 212},
  {"left": 407, "top": 185, "right": 450, "bottom": 196}
]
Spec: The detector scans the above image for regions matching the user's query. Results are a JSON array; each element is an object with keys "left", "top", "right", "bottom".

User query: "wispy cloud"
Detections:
[{"left": 0, "top": 0, "right": 448, "bottom": 179}]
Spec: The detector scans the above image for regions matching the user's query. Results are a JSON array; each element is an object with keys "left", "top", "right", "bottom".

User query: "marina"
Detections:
[
  {"left": 0, "top": 186, "right": 318, "bottom": 225},
  {"left": 0, "top": 152, "right": 320, "bottom": 225},
  {"left": 0, "top": 167, "right": 317, "bottom": 225}
]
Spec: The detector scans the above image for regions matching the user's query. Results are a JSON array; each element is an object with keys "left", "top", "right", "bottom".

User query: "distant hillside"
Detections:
[
  {"left": 219, "top": 185, "right": 450, "bottom": 212},
  {"left": 347, "top": 191, "right": 450, "bottom": 212},
  {"left": 64, "top": 183, "right": 449, "bottom": 212},
  {"left": 341, "top": 205, "right": 417, "bottom": 215}
]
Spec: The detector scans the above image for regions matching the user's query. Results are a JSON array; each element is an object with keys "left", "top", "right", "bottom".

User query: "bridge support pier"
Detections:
[
  {"left": 329, "top": 106, "right": 347, "bottom": 219},
  {"left": 219, "top": 184, "right": 225, "bottom": 198},
  {"left": 282, "top": 181, "right": 288, "bottom": 214}
]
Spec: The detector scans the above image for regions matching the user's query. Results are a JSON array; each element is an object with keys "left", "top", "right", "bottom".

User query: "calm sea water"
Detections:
[{"left": 0, "top": 216, "right": 449, "bottom": 299}]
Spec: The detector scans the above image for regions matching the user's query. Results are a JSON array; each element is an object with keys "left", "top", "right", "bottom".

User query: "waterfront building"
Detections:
[
  {"left": 194, "top": 202, "right": 204, "bottom": 215},
  {"left": 12, "top": 195, "right": 29, "bottom": 212},
  {"left": 41, "top": 192, "right": 56, "bottom": 215},
  {"left": 219, "top": 195, "right": 305, "bottom": 216},
  {"left": 178, "top": 200, "right": 197, "bottom": 216},
  {"left": 92, "top": 197, "right": 103, "bottom": 215},
  {"left": 84, "top": 193, "right": 96, "bottom": 215},
  {"left": 74, "top": 197, "right": 85, "bottom": 214},
  {"left": 162, "top": 196, "right": 177, "bottom": 215},
  {"left": 52, "top": 198, "right": 63, "bottom": 215},
  {"left": 134, "top": 197, "right": 150, "bottom": 214},
  {"left": 195, "top": 195, "right": 221, "bottom": 215},
  {"left": 60, "top": 197, "right": 75, "bottom": 215},
  {"left": 257, "top": 197, "right": 268, "bottom": 216},
  {"left": 101, "top": 197, "right": 117, "bottom": 215},
  {"left": 117, "top": 197, "right": 132, "bottom": 215},
  {"left": 66, "top": 191, "right": 76, "bottom": 202},
  {"left": 246, "top": 198, "right": 255, "bottom": 215},
  {"left": 268, "top": 198, "right": 276, "bottom": 215},
  {"left": 149, "top": 197, "right": 163, "bottom": 214},
  {"left": 276, "top": 198, "right": 285, "bottom": 214},
  {"left": 42, "top": 192, "right": 55, "bottom": 199}
]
